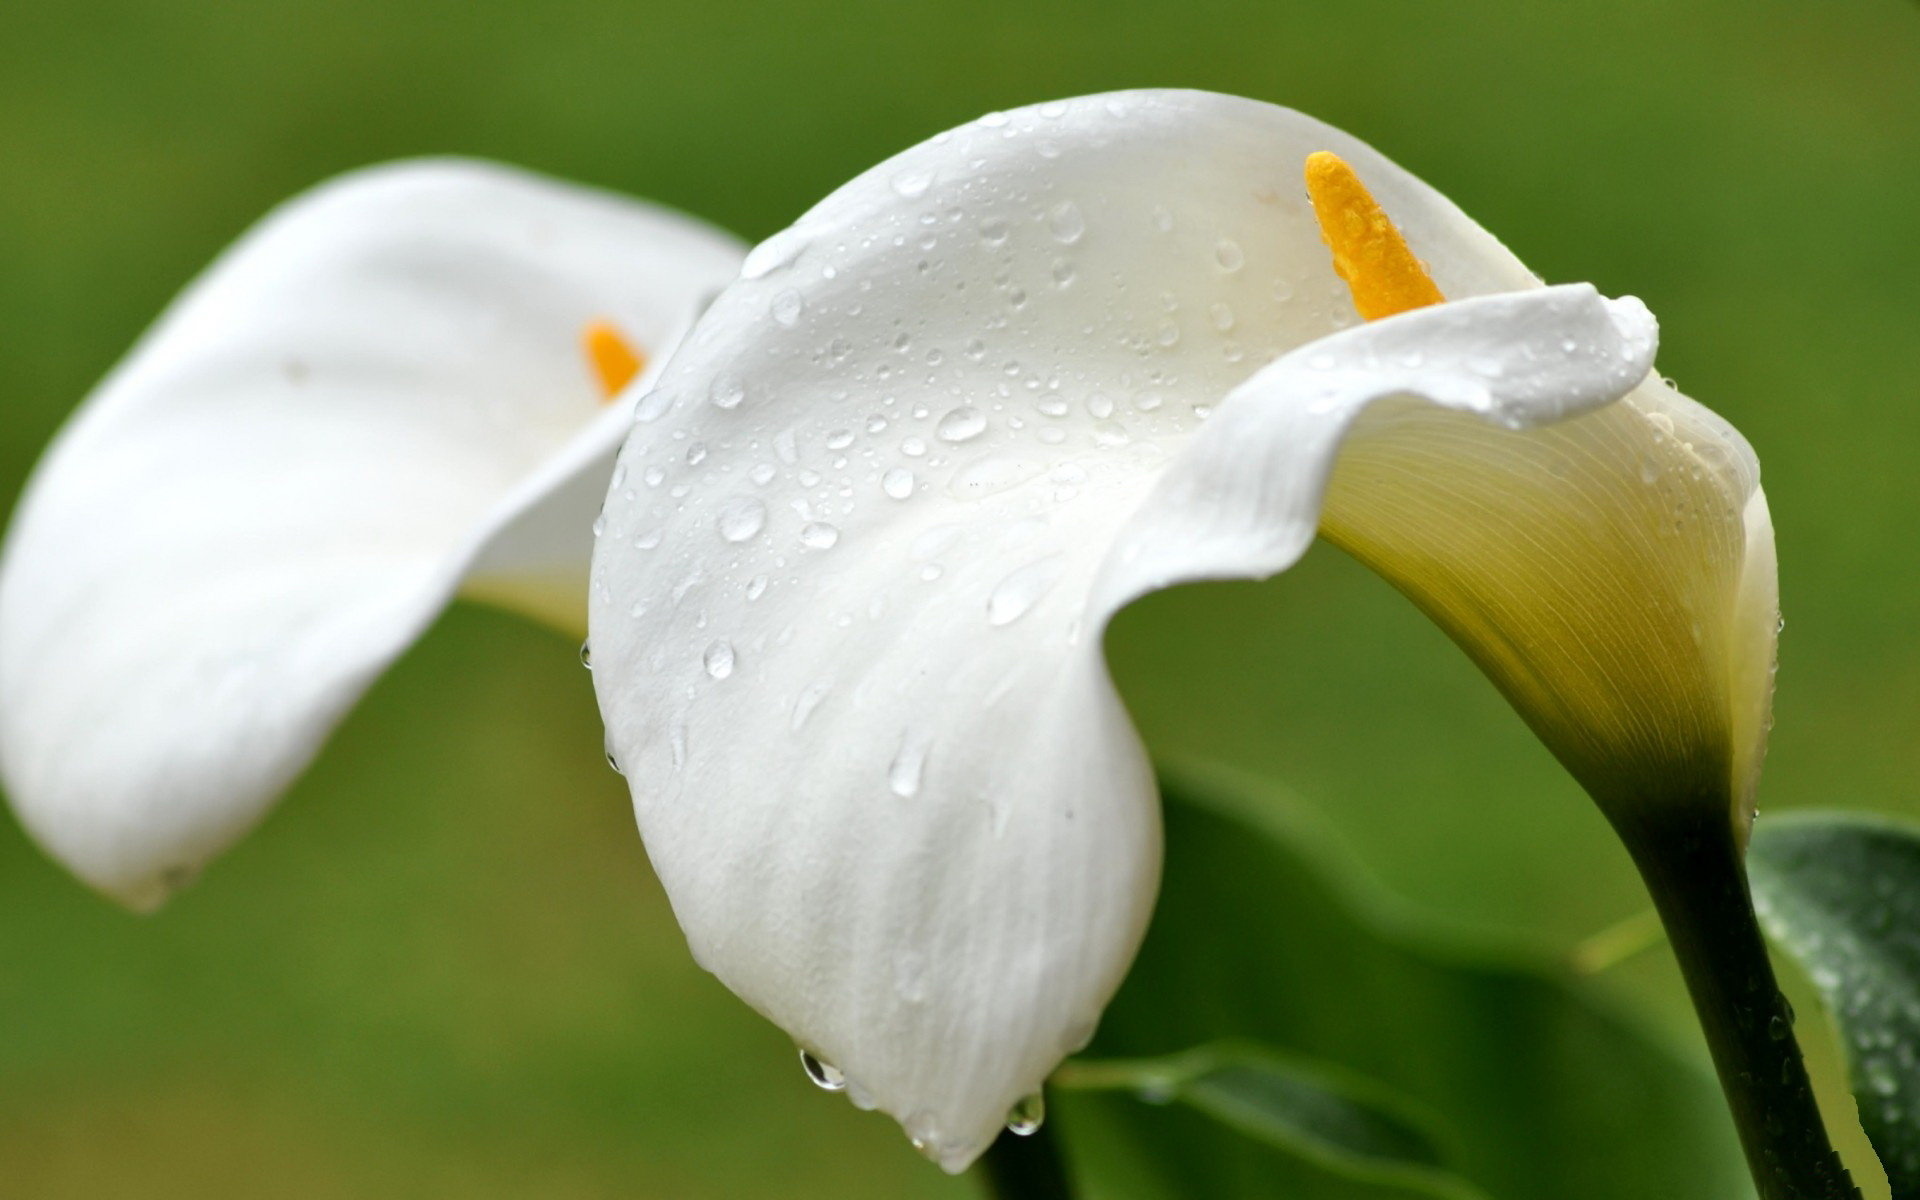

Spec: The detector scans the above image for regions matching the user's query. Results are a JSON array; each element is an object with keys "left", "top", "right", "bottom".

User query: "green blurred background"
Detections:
[{"left": 2, "top": 0, "right": 1916, "bottom": 1195}]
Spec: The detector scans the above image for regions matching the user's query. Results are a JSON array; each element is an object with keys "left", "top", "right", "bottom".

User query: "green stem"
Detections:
[
  {"left": 975, "top": 1112, "right": 1072, "bottom": 1200},
  {"left": 1612, "top": 803, "right": 1860, "bottom": 1200}
]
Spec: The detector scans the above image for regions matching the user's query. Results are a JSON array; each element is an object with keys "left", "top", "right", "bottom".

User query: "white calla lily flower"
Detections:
[
  {"left": 0, "top": 160, "right": 745, "bottom": 911},
  {"left": 587, "top": 90, "right": 1777, "bottom": 1171}
]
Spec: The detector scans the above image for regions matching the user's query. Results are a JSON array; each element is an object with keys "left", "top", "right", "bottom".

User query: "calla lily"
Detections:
[
  {"left": 587, "top": 90, "right": 1777, "bottom": 1170},
  {"left": 0, "top": 160, "right": 745, "bottom": 910}
]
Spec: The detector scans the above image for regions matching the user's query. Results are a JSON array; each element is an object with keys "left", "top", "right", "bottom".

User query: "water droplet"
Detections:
[
  {"left": 800, "top": 1049, "right": 847, "bottom": 1091},
  {"left": 579, "top": 641, "right": 593, "bottom": 670},
  {"left": 891, "top": 169, "right": 932, "bottom": 198},
  {"left": 800, "top": 521, "right": 841, "bottom": 550},
  {"left": 703, "top": 640, "right": 736, "bottom": 680},
  {"left": 717, "top": 497, "right": 767, "bottom": 542},
  {"left": 938, "top": 406, "right": 988, "bottom": 442},
  {"left": 604, "top": 746, "right": 623, "bottom": 776},
  {"left": 790, "top": 679, "right": 834, "bottom": 731},
  {"left": 1007, "top": 1092, "right": 1045, "bottom": 1136},
  {"left": 988, "top": 555, "right": 1066, "bottom": 625},
  {"left": 883, "top": 467, "right": 915, "bottom": 499},
  {"left": 709, "top": 373, "right": 747, "bottom": 409},
  {"left": 826, "top": 428, "right": 855, "bottom": 451},
  {"left": 978, "top": 217, "right": 1010, "bottom": 246},
  {"left": 889, "top": 731, "right": 930, "bottom": 797},
  {"left": 1214, "top": 238, "right": 1245, "bottom": 272},
  {"left": 1048, "top": 200, "right": 1085, "bottom": 244},
  {"left": 742, "top": 230, "right": 807, "bottom": 279},
  {"left": 771, "top": 289, "right": 805, "bottom": 327},
  {"left": 1209, "top": 302, "right": 1236, "bottom": 332},
  {"left": 633, "top": 388, "right": 673, "bottom": 422}
]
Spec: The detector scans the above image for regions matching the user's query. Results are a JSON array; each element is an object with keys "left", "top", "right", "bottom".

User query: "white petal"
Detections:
[
  {"left": 590, "top": 90, "right": 1671, "bottom": 1169},
  {"left": 0, "top": 160, "right": 744, "bottom": 909}
]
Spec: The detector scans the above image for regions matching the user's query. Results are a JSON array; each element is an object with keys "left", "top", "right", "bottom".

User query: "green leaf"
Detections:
[
  {"left": 1057, "top": 1043, "right": 1486, "bottom": 1199},
  {"left": 1054, "top": 767, "right": 1748, "bottom": 1200},
  {"left": 1749, "top": 812, "right": 1920, "bottom": 1194}
]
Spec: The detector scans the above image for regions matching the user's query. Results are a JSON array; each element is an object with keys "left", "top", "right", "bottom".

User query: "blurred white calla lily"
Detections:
[
  {"left": 0, "top": 160, "right": 745, "bottom": 911},
  {"left": 586, "top": 90, "right": 1776, "bottom": 1170}
]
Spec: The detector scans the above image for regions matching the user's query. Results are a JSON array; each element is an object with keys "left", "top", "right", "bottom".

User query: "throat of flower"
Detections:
[
  {"left": 583, "top": 320, "right": 645, "bottom": 400},
  {"left": 1304, "top": 150, "right": 1445, "bottom": 320}
]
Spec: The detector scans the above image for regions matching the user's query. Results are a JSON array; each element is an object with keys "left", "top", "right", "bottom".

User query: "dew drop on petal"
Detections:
[
  {"left": 987, "top": 555, "right": 1066, "bottom": 625},
  {"left": 889, "top": 732, "right": 930, "bottom": 798},
  {"left": 716, "top": 497, "right": 767, "bottom": 542},
  {"left": 578, "top": 640, "right": 593, "bottom": 670},
  {"left": 1214, "top": 238, "right": 1245, "bottom": 272},
  {"left": 800, "top": 1049, "right": 847, "bottom": 1092},
  {"left": 771, "top": 289, "right": 805, "bottom": 327},
  {"left": 703, "top": 640, "right": 736, "bottom": 680},
  {"left": 800, "top": 521, "right": 841, "bottom": 550},
  {"left": 634, "top": 389, "right": 673, "bottom": 422},
  {"left": 1047, "top": 200, "right": 1085, "bottom": 244},
  {"left": 1007, "top": 1092, "right": 1046, "bottom": 1137},
  {"left": 891, "top": 169, "right": 932, "bottom": 198},
  {"left": 883, "top": 467, "right": 916, "bottom": 500},
  {"left": 709, "top": 373, "right": 747, "bottom": 409},
  {"left": 937, "top": 406, "right": 988, "bottom": 442},
  {"left": 790, "top": 679, "right": 834, "bottom": 731}
]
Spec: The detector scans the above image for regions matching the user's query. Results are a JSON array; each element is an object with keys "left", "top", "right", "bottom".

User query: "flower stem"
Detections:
[
  {"left": 975, "top": 1115, "right": 1072, "bottom": 1200},
  {"left": 1612, "top": 803, "right": 1860, "bottom": 1199}
]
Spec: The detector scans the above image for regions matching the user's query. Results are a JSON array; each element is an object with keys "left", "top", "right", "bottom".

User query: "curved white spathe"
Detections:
[
  {"left": 0, "top": 159, "right": 746, "bottom": 910},
  {"left": 587, "top": 91, "right": 1773, "bottom": 1169}
]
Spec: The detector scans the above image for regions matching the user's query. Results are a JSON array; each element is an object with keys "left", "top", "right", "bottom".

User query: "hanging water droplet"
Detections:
[
  {"left": 605, "top": 744, "right": 624, "bottom": 775},
  {"left": 716, "top": 497, "right": 768, "bottom": 542},
  {"left": 703, "top": 640, "right": 736, "bottom": 680},
  {"left": 771, "top": 289, "right": 805, "bottom": 327},
  {"left": 800, "top": 1049, "right": 847, "bottom": 1091},
  {"left": 579, "top": 641, "right": 593, "bottom": 670},
  {"left": 1007, "top": 1092, "right": 1046, "bottom": 1136},
  {"left": 883, "top": 467, "right": 915, "bottom": 500},
  {"left": 800, "top": 521, "right": 841, "bottom": 550},
  {"left": 937, "top": 406, "right": 988, "bottom": 442},
  {"left": 709, "top": 373, "right": 747, "bottom": 409}
]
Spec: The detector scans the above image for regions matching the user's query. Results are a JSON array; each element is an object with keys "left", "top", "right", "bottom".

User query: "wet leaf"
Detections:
[
  {"left": 1054, "top": 768, "right": 1747, "bottom": 1200},
  {"left": 1750, "top": 812, "right": 1920, "bottom": 1195},
  {"left": 1056, "top": 1043, "right": 1485, "bottom": 1199}
]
